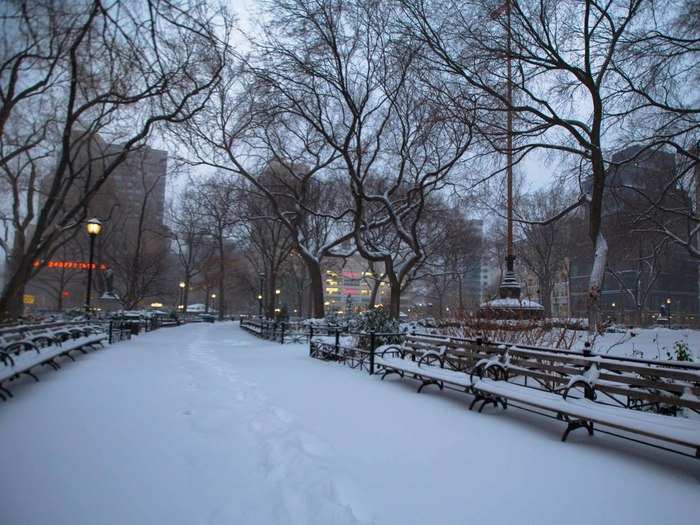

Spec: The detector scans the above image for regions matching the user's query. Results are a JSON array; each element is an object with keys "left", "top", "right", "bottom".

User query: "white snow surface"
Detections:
[
  {"left": 574, "top": 327, "right": 700, "bottom": 361},
  {"left": 480, "top": 297, "right": 544, "bottom": 309},
  {"left": 1, "top": 322, "right": 699, "bottom": 525}
]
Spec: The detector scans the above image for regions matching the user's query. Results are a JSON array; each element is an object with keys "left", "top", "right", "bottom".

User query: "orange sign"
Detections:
[{"left": 32, "top": 260, "right": 108, "bottom": 270}]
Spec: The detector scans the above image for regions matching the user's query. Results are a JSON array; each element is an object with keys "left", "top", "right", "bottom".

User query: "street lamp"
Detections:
[
  {"left": 179, "top": 281, "right": 186, "bottom": 311},
  {"left": 84, "top": 218, "right": 103, "bottom": 316},
  {"left": 258, "top": 273, "right": 264, "bottom": 317}
]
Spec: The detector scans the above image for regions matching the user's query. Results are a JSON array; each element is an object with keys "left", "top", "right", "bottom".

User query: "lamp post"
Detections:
[
  {"left": 258, "top": 273, "right": 264, "bottom": 317},
  {"left": 179, "top": 281, "right": 186, "bottom": 312},
  {"left": 84, "top": 218, "right": 103, "bottom": 317}
]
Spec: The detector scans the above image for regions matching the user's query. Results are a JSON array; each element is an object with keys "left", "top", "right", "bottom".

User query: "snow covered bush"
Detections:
[
  {"left": 667, "top": 340, "right": 693, "bottom": 362},
  {"left": 443, "top": 320, "right": 583, "bottom": 350},
  {"left": 351, "top": 309, "right": 401, "bottom": 349}
]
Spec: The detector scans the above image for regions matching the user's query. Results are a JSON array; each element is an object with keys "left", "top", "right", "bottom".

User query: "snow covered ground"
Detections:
[
  {"left": 581, "top": 326, "right": 700, "bottom": 361},
  {"left": 1, "top": 322, "right": 698, "bottom": 525}
]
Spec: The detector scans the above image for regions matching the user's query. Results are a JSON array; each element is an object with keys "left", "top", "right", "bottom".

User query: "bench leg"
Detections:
[
  {"left": 417, "top": 379, "right": 442, "bottom": 394},
  {"left": 0, "top": 383, "right": 12, "bottom": 401},
  {"left": 23, "top": 370, "right": 39, "bottom": 382},
  {"left": 469, "top": 396, "right": 481, "bottom": 411},
  {"left": 561, "top": 419, "right": 594, "bottom": 442},
  {"left": 381, "top": 369, "right": 403, "bottom": 381},
  {"left": 63, "top": 351, "right": 76, "bottom": 362},
  {"left": 470, "top": 393, "right": 506, "bottom": 412},
  {"left": 0, "top": 384, "right": 11, "bottom": 399}
]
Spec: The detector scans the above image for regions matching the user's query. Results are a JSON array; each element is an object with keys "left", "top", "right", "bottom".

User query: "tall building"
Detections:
[
  {"left": 569, "top": 146, "right": 699, "bottom": 323},
  {"left": 26, "top": 135, "right": 169, "bottom": 312},
  {"left": 322, "top": 255, "right": 378, "bottom": 313}
]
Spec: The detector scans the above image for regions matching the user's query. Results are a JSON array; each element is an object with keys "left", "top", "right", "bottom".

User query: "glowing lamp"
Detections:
[{"left": 86, "top": 218, "right": 103, "bottom": 237}]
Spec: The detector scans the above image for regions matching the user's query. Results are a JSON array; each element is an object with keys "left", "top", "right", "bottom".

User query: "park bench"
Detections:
[
  {"left": 375, "top": 344, "right": 474, "bottom": 393},
  {"left": 471, "top": 376, "right": 700, "bottom": 456},
  {"left": 465, "top": 347, "right": 700, "bottom": 456},
  {"left": 0, "top": 323, "right": 108, "bottom": 401},
  {"left": 370, "top": 333, "right": 700, "bottom": 457},
  {"left": 397, "top": 334, "right": 700, "bottom": 413}
]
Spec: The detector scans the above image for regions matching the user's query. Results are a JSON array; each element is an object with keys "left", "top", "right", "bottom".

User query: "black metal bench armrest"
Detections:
[
  {"left": 0, "top": 348, "right": 15, "bottom": 366},
  {"left": 30, "top": 335, "right": 60, "bottom": 347},
  {"left": 376, "top": 345, "right": 405, "bottom": 358},
  {"left": 562, "top": 379, "right": 597, "bottom": 401},
  {"left": 418, "top": 350, "right": 445, "bottom": 369},
  {"left": 5, "top": 340, "right": 41, "bottom": 355}
]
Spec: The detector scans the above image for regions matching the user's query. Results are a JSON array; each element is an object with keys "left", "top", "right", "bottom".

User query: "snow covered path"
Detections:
[{"left": 1, "top": 323, "right": 699, "bottom": 525}]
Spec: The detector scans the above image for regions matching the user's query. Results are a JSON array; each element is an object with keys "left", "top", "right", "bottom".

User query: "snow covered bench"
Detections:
[
  {"left": 0, "top": 328, "right": 107, "bottom": 401},
  {"left": 472, "top": 377, "right": 700, "bottom": 456},
  {"left": 475, "top": 347, "right": 700, "bottom": 414},
  {"left": 374, "top": 345, "right": 474, "bottom": 393},
  {"left": 377, "top": 337, "right": 700, "bottom": 456}
]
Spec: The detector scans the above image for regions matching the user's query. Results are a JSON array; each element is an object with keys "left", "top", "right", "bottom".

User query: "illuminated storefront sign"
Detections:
[{"left": 32, "top": 260, "right": 108, "bottom": 270}]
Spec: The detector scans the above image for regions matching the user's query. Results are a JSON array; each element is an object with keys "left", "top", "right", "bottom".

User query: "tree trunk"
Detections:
[
  {"left": 457, "top": 274, "right": 464, "bottom": 315},
  {"left": 389, "top": 284, "right": 401, "bottom": 320},
  {"left": 2, "top": 282, "right": 25, "bottom": 320},
  {"left": 0, "top": 258, "right": 30, "bottom": 320},
  {"left": 0, "top": 235, "right": 30, "bottom": 320},
  {"left": 541, "top": 281, "right": 552, "bottom": 318},
  {"left": 587, "top": 230, "right": 608, "bottom": 335},
  {"left": 369, "top": 279, "right": 380, "bottom": 309},
  {"left": 266, "top": 271, "right": 277, "bottom": 319},
  {"left": 301, "top": 254, "right": 324, "bottom": 319},
  {"left": 586, "top": 128, "right": 608, "bottom": 335},
  {"left": 217, "top": 237, "right": 225, "bottom": 321},
  {"left": 183, "top": 278, "right": 190, "bottom": 312}
]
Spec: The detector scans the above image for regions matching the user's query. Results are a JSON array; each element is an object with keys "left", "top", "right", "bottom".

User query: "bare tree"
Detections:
[
  {"left": 0, "top": 0, "right": 229, "bottom": 319},
  {"left": 175, "top": 70, "right": 355, "bottom": 318},
  {"left": 252, "top": 0, "right": 478, "bottom": 318},
  {"left": 516, "top": 183, "right": 577, "bottom": 317},
  {"left": 400, "top": 0, "right": 650, "bottom": 331},
  {"left": 239, "top": 179, "right": 295, "bottom": 317},
  {"left": 194, "top": 173, "right": 240, "bottom": 320},
  {"left": 168, "top": 185, "right": 215, "bottom": 309}
]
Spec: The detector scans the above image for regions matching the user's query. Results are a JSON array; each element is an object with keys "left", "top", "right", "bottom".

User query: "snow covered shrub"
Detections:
[
  {"left": 667, "top": 340, "right": 693, "bottom": 362},
  {"left": 443, "top": 320, "right": 582, "bottom": 350},
  {"left": 352, "top": 309, "right": 401, "bottom": 349}
]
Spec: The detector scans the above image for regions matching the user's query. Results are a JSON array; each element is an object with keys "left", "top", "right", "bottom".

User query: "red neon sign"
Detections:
[{"left": 33, "top": 260, "right": 108, "bottom": 271}]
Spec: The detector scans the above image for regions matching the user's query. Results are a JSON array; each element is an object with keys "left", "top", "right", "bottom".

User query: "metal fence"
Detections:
[{"left": 105, "top": 316, "right": 182, "bottom": 344}]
